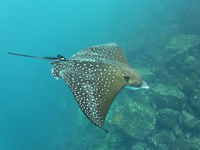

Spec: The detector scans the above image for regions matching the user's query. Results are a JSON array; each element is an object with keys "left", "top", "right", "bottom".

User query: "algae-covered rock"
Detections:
[
  {"left": 154, "top": 34, "right": 200, "bottom": 63},
  {"left": 149, "top": 130, "right": 176, "bottom": 145},
  {"left": 173, "top": 125, "right": 184, "bottom": 139},
  {"left": 131, "top": 142, "right": 147, "bottom": 150},
  {"left": 148, "top": 130, "right": 176, "bottom": 150},
  {"left": 179, "top": 77, "right": 196, "bottom": 98},
  {"left": 189, "top": 89, "right": 200, "bottom": 114},
  {"left": 179, "top": 110, "right": 200, "bottom": 131},
  {"left": 191, "top": 137, "right": 200, "bottom": 150},
  {"left": 156, "top": 108, "right": 180, "bottom": 129},
  {"left": 152, "top": 83, "right": 186, "bottom": 111},
  {"left": 164, "top": 34, "right": 200, "bottom": 62},
  {"left": 107, "top": 92, "right": 156, "bottom": 140},
  {"left": 169, "top": 139, "right": 191, "bottom": 150},
  {"left": 167, "top": 34, "right": 200, "bottom": 51},
  {"left": 168, "top": 52, "right": 200, "bottom": 79},
  {"left": 152, "top": 83, "right": 185, "bottom": 98}
]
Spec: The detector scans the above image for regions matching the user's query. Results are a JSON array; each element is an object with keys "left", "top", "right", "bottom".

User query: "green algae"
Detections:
[
  {"left": 167, "top": 34, "right": 200, "bottom": 51},
  {"left": 152, "top": 83, "right": 185, "bottom": 99},
  {"left": 107, "top": 92, "right": 156, "bottom": 140}
]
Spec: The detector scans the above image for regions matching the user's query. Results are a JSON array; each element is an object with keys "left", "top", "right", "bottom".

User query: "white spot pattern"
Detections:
[{"left": 51, "top": 43, "right": 128, "bottom": 129}]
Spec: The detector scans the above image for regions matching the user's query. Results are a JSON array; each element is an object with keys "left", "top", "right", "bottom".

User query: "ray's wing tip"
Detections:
[
  {"left": 100, "top": 124, "right": 108, "bottom": 133},
  {"left": 103, "top": 128, "right": 109, "bottom": 133}
]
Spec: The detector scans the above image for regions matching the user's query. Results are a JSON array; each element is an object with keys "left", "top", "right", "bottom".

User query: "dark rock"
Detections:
[
  {"left": 180, "top": 79, "right": 196, "bottom": 97},
  {"left": 169, "top": 53, "right": 199, "bottom": 77},
  {"left": 148, "top": 130, "right": 176, "bottom": 150},
  {"left": 157, "top": 130, "right": 176, "bottom": 144},
  {"left": 189, "top": 89, "right": 200, "bottom": 114},
  {"left": 157, "top": 108, "right": 180, "bottom": 129},
  {"left": 169, "top": 139, "right": 191, "bottom": 150},
  {"left": 173, "top": 125, "right": 184, "bottom": 139},
  {"left": 152, "top": 84, "right": 187, "bottom": 111},
  {"left": 191, "top": 137, "right": 200, "bottom": 150},
  {"left": 165, "top": 34, "right": 200, "bottom": 61},
  {"left": 131, "top": 142, "right": 147, "bottom": 150},
  {"left": 107, "top": 92, "right": 156, "bottom": 140},
  {"left": 179, "top": 111, "right": 200, "bottom": 132}
]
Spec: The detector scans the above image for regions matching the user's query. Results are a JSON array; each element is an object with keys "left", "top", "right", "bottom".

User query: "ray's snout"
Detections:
[
  {"left": 125, "top": 81, "right": 149, "bottom": 90},
  {"left": 141, "top": 81, "right": 149, "bottom": 89},
  {"left": 124, "top": 68, "right": 149, "bottom": 90}
]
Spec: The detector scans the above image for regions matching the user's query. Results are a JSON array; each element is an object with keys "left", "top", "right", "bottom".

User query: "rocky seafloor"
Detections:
[
  {"left": 50, "top": 33, "right": 200, "bottom": 150},
  {"left": 50, "top": 1, "right": 200, "bottom": 150}
]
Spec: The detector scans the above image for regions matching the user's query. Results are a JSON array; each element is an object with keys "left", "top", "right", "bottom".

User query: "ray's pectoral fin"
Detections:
[
  {"left": 51, "top": 43, "right": 148, "bottom": 131},
  {"left": 52, "top": 60, "right": 127, "bottom": 130}
]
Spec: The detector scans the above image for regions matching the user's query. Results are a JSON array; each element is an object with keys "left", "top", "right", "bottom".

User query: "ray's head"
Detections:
[{"left": 120, "top": 65, "right": 143, "bottom": 88}]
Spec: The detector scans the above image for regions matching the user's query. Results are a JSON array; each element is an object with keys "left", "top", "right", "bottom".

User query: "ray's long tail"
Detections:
[{"left": 8, "top": 52, "right": 66, "bottom": 61}]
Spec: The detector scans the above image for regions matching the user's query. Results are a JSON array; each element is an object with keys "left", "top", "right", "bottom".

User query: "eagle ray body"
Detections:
[
  {"left": 52, "top": 43, "right": 145, "bottom": 130},
  {"left": 8, "top": 43, "right": 149, "bottom": 131}
]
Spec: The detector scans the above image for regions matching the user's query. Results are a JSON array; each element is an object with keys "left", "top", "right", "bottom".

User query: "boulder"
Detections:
[
  {"left": 156, "top": 108, "right": 180, "bottom": 129},
  {"left": 148, "top": 130, "right": 176, "bottom": 150},
  {"left": 189, "top": 89, "right": 200, "bottom": 114},
  {"left": 131, "top": 142, "right": 147, "bottom": 150},
  {"left": 107, "top": 92, "right": 156, "bottom": 140},
  {"left": 169, "top": 139, "right": 191, "bottom": 150},
  {"left": 152, "top": 83, "right": 187, "bottom": 111},
  {"left": 179, "top": 110, "right": 200, "bottom": 132}
]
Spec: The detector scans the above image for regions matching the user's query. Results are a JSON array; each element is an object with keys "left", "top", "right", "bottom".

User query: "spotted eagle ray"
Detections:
[{"left": 8, "top": 43, "right": 149, "bottom": 132}]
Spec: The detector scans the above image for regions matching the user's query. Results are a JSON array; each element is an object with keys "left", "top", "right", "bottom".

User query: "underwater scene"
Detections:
[{"left": 0, "top": 0, "right": 200, "bottom": 150}]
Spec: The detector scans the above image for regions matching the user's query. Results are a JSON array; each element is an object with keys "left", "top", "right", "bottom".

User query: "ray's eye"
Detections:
[
  {"left": 124, "top": 76, "right": 130, "bottom": 82},
  {"left": 57, "top": 54, "right": 66, "bottom": 61}
]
